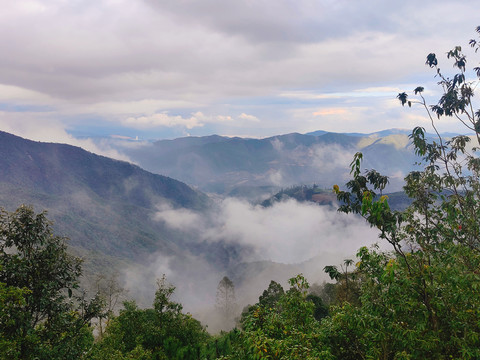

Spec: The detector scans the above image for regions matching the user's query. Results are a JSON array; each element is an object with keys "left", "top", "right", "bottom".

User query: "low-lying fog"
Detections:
[{"left": 121, "top": 196, "right": 383, "bottom": 332}]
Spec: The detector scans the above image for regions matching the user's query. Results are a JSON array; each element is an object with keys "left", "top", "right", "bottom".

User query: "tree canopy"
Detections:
[{"left": 0, "top": 205, "right": 102, "bottom": 360}]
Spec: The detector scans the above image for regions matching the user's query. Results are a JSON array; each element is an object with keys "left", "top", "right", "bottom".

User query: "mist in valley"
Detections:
[
  {"left": 121, "top": 196, "right": 382, "bottom": 332},
  {"left": 0, "top": 127, "right": 413, "bottom": 333},
  {"left": 83, "top": 132, "right": 411, "bottom": 332}
]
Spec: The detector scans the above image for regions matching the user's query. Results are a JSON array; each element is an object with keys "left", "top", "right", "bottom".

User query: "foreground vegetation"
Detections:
[{"left": 2, "top": 27, "right": 480, "bottom": 360}]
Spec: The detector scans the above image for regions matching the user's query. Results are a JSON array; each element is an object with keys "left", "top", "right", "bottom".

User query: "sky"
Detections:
[{"left": 1, "top": 0, "right": 479, "bottom": 149}]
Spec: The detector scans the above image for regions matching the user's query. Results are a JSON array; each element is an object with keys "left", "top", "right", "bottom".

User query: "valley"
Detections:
[
  {"left": 2, "top": 6, "right": 478, "bottom": 357},
  {"left": 0, "top": 128, "right": 418, "bottom": 315}
]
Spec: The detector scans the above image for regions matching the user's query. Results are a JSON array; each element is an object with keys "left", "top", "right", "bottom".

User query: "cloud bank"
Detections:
[
  {"left": 1, "top": 0, "right": 478, "bottom": 144},
  {"left": 126, "top": 197, "right": 381, "bottom": 325}
]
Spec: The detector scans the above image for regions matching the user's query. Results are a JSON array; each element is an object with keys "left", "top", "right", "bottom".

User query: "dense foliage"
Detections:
[
  {"left": 326, "top": 26, "right": 480, "bottom": 359},
  {"left": 0, "top": 206, "right": 102, "bottom": 360}
]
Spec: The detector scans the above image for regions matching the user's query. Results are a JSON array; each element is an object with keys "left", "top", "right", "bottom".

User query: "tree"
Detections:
[
  {"left": 324, "top": 259, "right": 361, "bottom": 305},
  {"left": 305, "top": 294, "right": 329, "bottom": 322},
  {"left": 258, "top": 280, "right": 284, "bottom": 309},
  {"left": 215, "top": 276, "right": 237, "bottom": 327},
  {"left": 94, "top": 272, "right": 127, "bottom": 339},
  {"left": 309, "top": 281, "right": 337, "bottom": 306},
  {"left": 0, "top": 205, "right": 102, "bottom": 359},
  {"left": 239, "top": 274, "right": 332, "bottom": 360},
  {"left": 89, "top": 275, "right": 210, "bottom": 360},
  {"left": 325, "top": 26, "right": 480, "bottom": 359}
]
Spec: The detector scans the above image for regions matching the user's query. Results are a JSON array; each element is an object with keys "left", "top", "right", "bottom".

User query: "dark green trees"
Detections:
[
  {"left": 0, "top": 205, "right": 101, "bottom": 359},
  {"left": 325, "top": 26, "right": 480, "bottom": 359},
  {"left": 90, "top": 275, "right": 210, "bottom": 360},
  {"left": 258, "top": 280, "right": 284, "bottom": 309},
  {"left": 239, "top": 274, "right": 330, "bottom": 359}
]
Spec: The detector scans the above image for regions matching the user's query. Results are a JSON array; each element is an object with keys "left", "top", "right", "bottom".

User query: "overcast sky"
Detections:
[{"left": 1, "top": 0, "right": 479, "bottom": 145}]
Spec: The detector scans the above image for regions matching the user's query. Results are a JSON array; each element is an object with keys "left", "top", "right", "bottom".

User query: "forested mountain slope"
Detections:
[{"left": 0, "top": 131, "right": 238, "bottom": 271}]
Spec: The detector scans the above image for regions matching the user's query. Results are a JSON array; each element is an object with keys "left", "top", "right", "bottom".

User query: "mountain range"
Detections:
[
  {"left": 0, "top": 128, "right": 446, "bottom": 312},
  {"left": 115, "top": 128, "right": 425, "bottom": 199}
]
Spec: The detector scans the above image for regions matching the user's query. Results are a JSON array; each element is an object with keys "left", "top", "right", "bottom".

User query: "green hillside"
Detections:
[{"left": 0, "top": 131, "right": 237, "bottom": 272}]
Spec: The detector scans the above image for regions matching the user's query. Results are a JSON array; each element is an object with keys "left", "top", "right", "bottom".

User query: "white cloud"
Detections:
[
  {"left": 238, "top": 113, "right": 259, "bottom": 122},
  {"left": 0, "top": 0, "right": 478, "bottom": 140},
  {"left": 212, "top": 198, "right": 379, "bottom": 264},
  {"left": 270, "top": 137, "right": 284, "bottom": 151},
  {"left": 268, "top": 170, "right": 284, "bottom": 187},
  {"left": 124, "top": 113, "right": 203, "bottom": 129},
  {"left": 153, "top": 197, "right": 380, "bottom": 265},
  {"left": 310, "top": 144, "right": 353, "bottom": 177},
  {"left": 137, "top": 195, "right": 382, "bottom": 320},
  {"left": 154, "top": 203, "right": 202, "bottom": 231},
  {"left": 313, "top": 108, "right": 348, "bottom": 116},
  {"left": 122, "top": 112, "right": 234, "bottom": 129}
]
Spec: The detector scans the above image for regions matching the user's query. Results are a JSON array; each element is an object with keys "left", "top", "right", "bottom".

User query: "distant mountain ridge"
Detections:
[
  {"left": 306, "top": 128, "right": 462, "bottom": 138},
  {"left": 118, "top": 129, "right": 432, "bottom": 198},
  {"left": 305, "top": 128, "right": 412, "bottom": 137}
]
